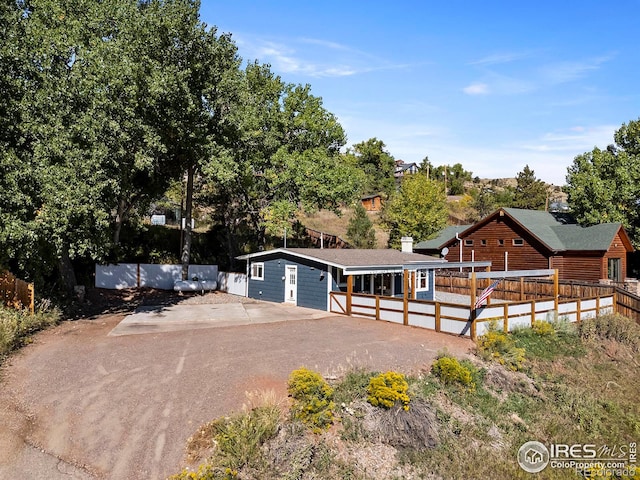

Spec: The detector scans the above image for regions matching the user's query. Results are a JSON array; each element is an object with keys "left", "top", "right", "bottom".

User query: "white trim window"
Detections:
[
  {"left": 416, "top": 269, "right": 429, "bottom": 291},
  {"left": 251, "top": 262, "right": 264, "bottom": 280}
]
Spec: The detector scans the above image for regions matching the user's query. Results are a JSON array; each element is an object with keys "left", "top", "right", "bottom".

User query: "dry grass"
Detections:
[{"left": 298, "top": 207, "right": 389, "bottom": 248}]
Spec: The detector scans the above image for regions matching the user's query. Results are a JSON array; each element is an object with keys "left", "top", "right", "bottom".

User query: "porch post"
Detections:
[
  {"left": 403, "top": 269, "right": 409, "bottom": 326},
  {"left": 553, "top": 269, "right": 559, "bottom": 312},
  {"left": 470, "top": 272, "right": 477, "bottom": 340},
  {"left": 411, "top": 271, "right": 416, "bottom": 300},
  {"left": 346, "top": 275, "right": 353, "bottom": 316}
]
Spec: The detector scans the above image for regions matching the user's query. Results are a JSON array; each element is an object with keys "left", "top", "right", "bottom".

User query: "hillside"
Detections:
[
  {"left": 298, "top": 208, "right": 389, "bottom": 248},
  {"left": 296, "top": 177, "right": 568, "bottom": 248},
  {"left": 172, "top": 314, "right": 640, "bottom": 479}
]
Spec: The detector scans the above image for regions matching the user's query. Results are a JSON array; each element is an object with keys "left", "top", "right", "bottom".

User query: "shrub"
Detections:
[
  {"left": 431, "top": 356, "right": 475, "bottom": 390},
  {"left": 577, "top": 313, "right": 640, "bottom": 351},
  {"left": 288, "top": 368, "right": 335, "bottom": 431},
  {"left": 0, "top": 305, "right": 60, "bottom": 358},
  {"left": 531, "top": 319, "right": 555, "bottom": 336},
  {"left": 367, "top": 371, "right": 410, "bottom": 411},
  {"left": 477, "top": 324, "right": 525, "bottom": 371},
  {"left": 169, "top": 465, "right": 237, "bottom": 480},
  {"left": 333, "top": 368, "right": 375, "bottom": 406},
  {"left": 214, "top": 405, "right": 280, "bottom": 470}
]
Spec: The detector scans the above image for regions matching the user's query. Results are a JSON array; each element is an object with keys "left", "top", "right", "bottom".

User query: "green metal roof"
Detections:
[
  {"left": 503, "top": 208, "right": 623, "bottom": 251},
  {"left": 414, "top": 225, "right": 472, "bottom": 250}
]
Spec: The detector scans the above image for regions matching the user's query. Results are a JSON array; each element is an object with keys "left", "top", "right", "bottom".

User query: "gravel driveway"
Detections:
[{"left": 0, "top": 292, "right": 473, "bottom": 479}]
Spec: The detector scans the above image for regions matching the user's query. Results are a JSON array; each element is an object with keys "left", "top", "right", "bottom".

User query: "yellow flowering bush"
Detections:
[
  {"left": 288, "top": 367, "right": 335, "bottom": 431},
  {"left": 431, "top": 356, "right": 475, "bottom": 390},
  {"left": 477, "top": 327, "right": 525, "bottom": 371},
  {"left": 367, "top": 371, "right": 410, "bottom": 411},
  {"left": 169, "top": 465, "right": 237, "bottom": 480},
  {"left": 532, "top": 319, "right": 555, "bottom": 336}
]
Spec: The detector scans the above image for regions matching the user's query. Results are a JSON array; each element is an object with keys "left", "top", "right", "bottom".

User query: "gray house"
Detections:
[{"left": 237, "top": 247, "right": 448, "bottom": 311}]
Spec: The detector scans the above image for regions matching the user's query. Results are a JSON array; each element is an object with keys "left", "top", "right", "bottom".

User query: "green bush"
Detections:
[
  {"left": 577, "top": 313, "right": 640, "bottom": 351},
  {"left": 214, "top": 405, "right": 280, "bottom": 470},
  {"left": 477, "top": 324, "right": 525, "bottom": 371},
  {"left": 431, "top": 356, "right": 475, "bottom": 390},
  {"left": 367, "top": 371, "right": 410, "bottom": 410},
  {"left": 0, "top": 305, "right": 60, "bottom": 358},
  {"left": 288, "top": 368, "right": 335, "bottom": 431}
]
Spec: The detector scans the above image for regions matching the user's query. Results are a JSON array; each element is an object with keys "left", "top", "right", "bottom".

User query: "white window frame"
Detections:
[
  {"left": 251, "top": 262, "right": 264, "bottom": 280},
  {"left": 416, "top": 269, "right": 429, "bottom": 291},
  {"left": 512, "top": 238, "right": 524, "bottom": 246}
]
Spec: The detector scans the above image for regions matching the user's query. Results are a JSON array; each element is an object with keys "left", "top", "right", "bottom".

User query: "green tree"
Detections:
[
  {"left": 144, "top": 3, "right": 241, "bottom": 279},
  {"left": 201, "top": 64, "right": 363, "bottom": 263},
  {"left": 381, "top": 171, "right": 448, "bottom": 248},
  {"left": 0, "top": 0, "right": 134, "bottom": 288},
  {"left": 430, "top": 163, "right": 472, "bottom": 195},
  {"left": 513, "top": 165, "right": 547, "bottom": 210},
  {"left": 346, "top": 203, "right": 376, "bottom": 248},
  {"left": 0, "top": 0, "right": 243, "bottom": 286},
  {"left": 566, "top": 119, "right": 640, "bottom": 246},
  {"left": 348, "top": 138, "right": 396, "bottom": 196},
  {"left": 469, "top": 187, "right": 498, "bottom": 220}
]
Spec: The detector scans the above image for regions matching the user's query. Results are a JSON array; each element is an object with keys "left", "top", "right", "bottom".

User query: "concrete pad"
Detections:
[{"left": 108, "top": 301, "right": 337, "bottom": 336}]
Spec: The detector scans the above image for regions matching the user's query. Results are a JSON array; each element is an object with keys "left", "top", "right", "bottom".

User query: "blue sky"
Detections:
[{"left": 199, "top": 1, "right": 640, "bottom": 186}]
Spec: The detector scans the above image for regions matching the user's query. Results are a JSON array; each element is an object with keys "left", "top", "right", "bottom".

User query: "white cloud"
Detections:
[
  {"left": 538, "top": 54, "right": 615, "bottom": 85},
  {"left": 469, "top": 51, "right": 532, "bottom": 66},
  {"left": 520, "top": 125, "right": 617, "bottom": 153},
  {"left": 463, "top": 83, "right": 489, "bottom": 95},
  {"left": 236, "top": 34, "right": 410, "bottom": 78}
]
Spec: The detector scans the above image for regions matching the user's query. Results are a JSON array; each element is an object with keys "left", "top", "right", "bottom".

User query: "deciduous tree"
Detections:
[
  {"left": 381, "top": 171, "right": 447, "bottom": 248},
  {"left": 566, "top": 119, "right": 640, "bottom": 246}
]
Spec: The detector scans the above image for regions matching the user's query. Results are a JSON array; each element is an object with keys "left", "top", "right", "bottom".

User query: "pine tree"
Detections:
[{"left": 347, "top": 204, "right": 377, "bottom": 248}]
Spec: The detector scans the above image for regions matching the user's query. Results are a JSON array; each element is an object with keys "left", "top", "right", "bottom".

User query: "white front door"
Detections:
[{"left": 285, "top": 265, "right": 297, "bottom": 305}]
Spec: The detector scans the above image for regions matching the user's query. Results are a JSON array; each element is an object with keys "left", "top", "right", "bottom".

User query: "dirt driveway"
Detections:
[{"left": 0, "top": 293, "right": 473, "bottom": 480}]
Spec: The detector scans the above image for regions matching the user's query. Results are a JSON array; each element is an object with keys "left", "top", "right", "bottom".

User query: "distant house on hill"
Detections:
[
  {"left": 394, "top": 159, "right": 418, "bottom": 181},
  {"left": 361, "top": 194, "right": 383, "bottom": 212},
  {"left": 414, "top": 207, "right": 634, "bottom": 282}
]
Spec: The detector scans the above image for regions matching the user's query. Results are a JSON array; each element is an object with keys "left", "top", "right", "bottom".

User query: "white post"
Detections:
[
  {"left": 320, "top": 232, "right": 324, "bottom": 249},
  {"left": 471, "top": 250, "right": 475, "bottom": 272},
  {"left": 504, "top": 251, "right": 508, "bottom": 271}
]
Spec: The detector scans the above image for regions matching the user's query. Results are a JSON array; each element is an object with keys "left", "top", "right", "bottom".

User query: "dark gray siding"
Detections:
[{"left": 247, "top": 253, "right": 328, "bottom": 310}]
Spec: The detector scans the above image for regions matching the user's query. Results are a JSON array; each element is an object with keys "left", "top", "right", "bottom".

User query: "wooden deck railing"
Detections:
[{"left": 329, "top": 291, "right": 615, "bottom": 339}]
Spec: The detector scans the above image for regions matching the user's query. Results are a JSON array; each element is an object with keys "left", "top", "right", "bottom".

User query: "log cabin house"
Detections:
[{"left": 414, "top": 207, "right": 634, "bottom": 283}]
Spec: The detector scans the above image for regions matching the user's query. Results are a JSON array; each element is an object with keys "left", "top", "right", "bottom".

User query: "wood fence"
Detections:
[
  {"left": 329, "top": 291, "right": 614, "bottom": 339},
  {"left": 305, "top": 228, "right": 350, "bottom": 249},
  {"left": 0, "top": 270, "right": 35, "bottom": 313},
  {"left": 435, "top": 272, "right": 640, "bottom": 323},
  {"left": 615, "top": 287, "right": 640, "bottom": 323}
]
